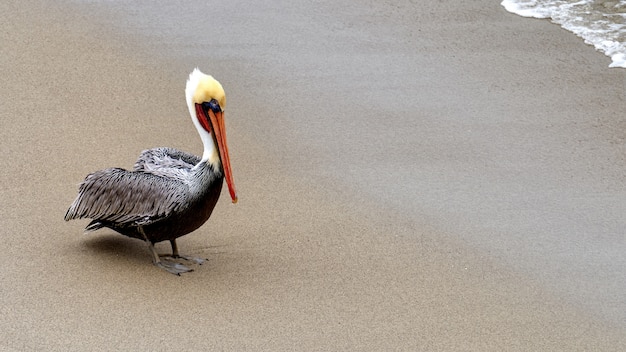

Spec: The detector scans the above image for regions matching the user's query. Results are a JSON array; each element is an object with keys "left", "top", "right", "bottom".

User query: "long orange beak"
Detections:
[{"left": 207, "top": 109, "right": 238, "bottom": 203}]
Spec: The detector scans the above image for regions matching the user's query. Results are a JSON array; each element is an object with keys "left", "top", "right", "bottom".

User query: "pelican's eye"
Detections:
[{"left": 202, "top": 99, "right": 221, "bottom": 113}]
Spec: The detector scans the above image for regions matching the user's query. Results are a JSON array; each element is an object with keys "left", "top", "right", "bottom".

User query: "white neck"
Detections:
[
  {"left": 185, "top": 68, "right": 222, "bottom": 170},
  {"left": 186, "top": 102, "right": 219, "bottom": 171},
  {"left": 198, "top": 125, "right": 220, "bottom": 167}
]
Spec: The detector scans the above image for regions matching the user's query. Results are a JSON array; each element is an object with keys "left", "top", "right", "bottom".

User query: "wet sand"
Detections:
[{"left": 2, "top": 0, "right": 626, "bottom": 350}]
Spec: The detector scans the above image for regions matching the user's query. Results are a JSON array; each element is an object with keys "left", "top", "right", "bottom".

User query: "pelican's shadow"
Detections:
[
  {"left": 80, "top": 232, "right": 225, "bottom": 268},
  {"left": 81, "top": 233, "right": 152, "bottom": 265}
]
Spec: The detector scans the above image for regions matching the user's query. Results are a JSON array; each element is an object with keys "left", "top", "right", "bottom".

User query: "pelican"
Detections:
[{"left": 65, "top": 69, "right": 238, "bottom": 275}]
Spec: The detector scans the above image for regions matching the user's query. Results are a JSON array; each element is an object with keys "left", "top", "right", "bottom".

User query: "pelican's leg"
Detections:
[
  {"left": 165, "top": 239, "right": 205, "bottom": 265},
  {"left": 137, "top": 227, "right": 192, "bottom": 275}
]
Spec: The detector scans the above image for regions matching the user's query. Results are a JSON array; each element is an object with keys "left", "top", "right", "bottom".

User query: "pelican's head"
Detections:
[{"left": 186, "top": 68, "right": 237, "bottom": 203}]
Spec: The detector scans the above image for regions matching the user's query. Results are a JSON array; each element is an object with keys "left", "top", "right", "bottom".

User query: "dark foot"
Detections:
[{"left": 155, "top": 260, "right": 194, "bottom": 276}]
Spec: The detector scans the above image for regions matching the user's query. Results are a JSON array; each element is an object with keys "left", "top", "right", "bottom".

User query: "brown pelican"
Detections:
[{"left": 65, "top": 69, "right": 238, "bottom": 275}]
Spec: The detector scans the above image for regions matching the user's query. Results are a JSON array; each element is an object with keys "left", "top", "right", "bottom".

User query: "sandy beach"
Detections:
[{"left": 2, "top": 0, "right": 626, "bottom": 350}]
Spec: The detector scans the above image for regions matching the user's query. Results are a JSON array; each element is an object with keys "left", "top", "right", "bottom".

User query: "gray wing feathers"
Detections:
[
  {"left": 134, "top": 147, "right": 200, "bottom": 182},
  {"left": 64, "top": 168, "right": 188, "bottom": 225}
]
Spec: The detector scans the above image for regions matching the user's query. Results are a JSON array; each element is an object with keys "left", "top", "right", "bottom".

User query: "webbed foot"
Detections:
[
  {"left": 162, "top": 254, "right": 205, "bottom": 265},
  {"left": 155, "top": 260, "right": 194, "bottom": 276},
  {"left": 167, "top": 239, "right": 206, "bottom": 265}
]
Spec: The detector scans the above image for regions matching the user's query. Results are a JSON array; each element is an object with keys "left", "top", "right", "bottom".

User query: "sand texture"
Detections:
[{"left": 2, "top": 0, "right": 626, "bottom": 350}]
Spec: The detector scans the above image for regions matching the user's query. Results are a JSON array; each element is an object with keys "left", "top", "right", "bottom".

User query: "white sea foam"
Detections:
[{"left": 501, "top": 0, "right": 626, "bottom": 68}]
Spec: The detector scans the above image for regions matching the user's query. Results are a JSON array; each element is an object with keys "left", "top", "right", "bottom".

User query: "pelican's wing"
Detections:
[
  {"left": 64, "top": 168, "right": 189, "bottom": 226},
  {"left": 133, "top": 147, "right": 201, "bottom": 182}
]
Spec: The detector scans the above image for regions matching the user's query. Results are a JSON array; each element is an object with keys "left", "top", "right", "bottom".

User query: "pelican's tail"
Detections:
[{"left": 84, "top": 220, "right": 104, "bottom": 233}]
